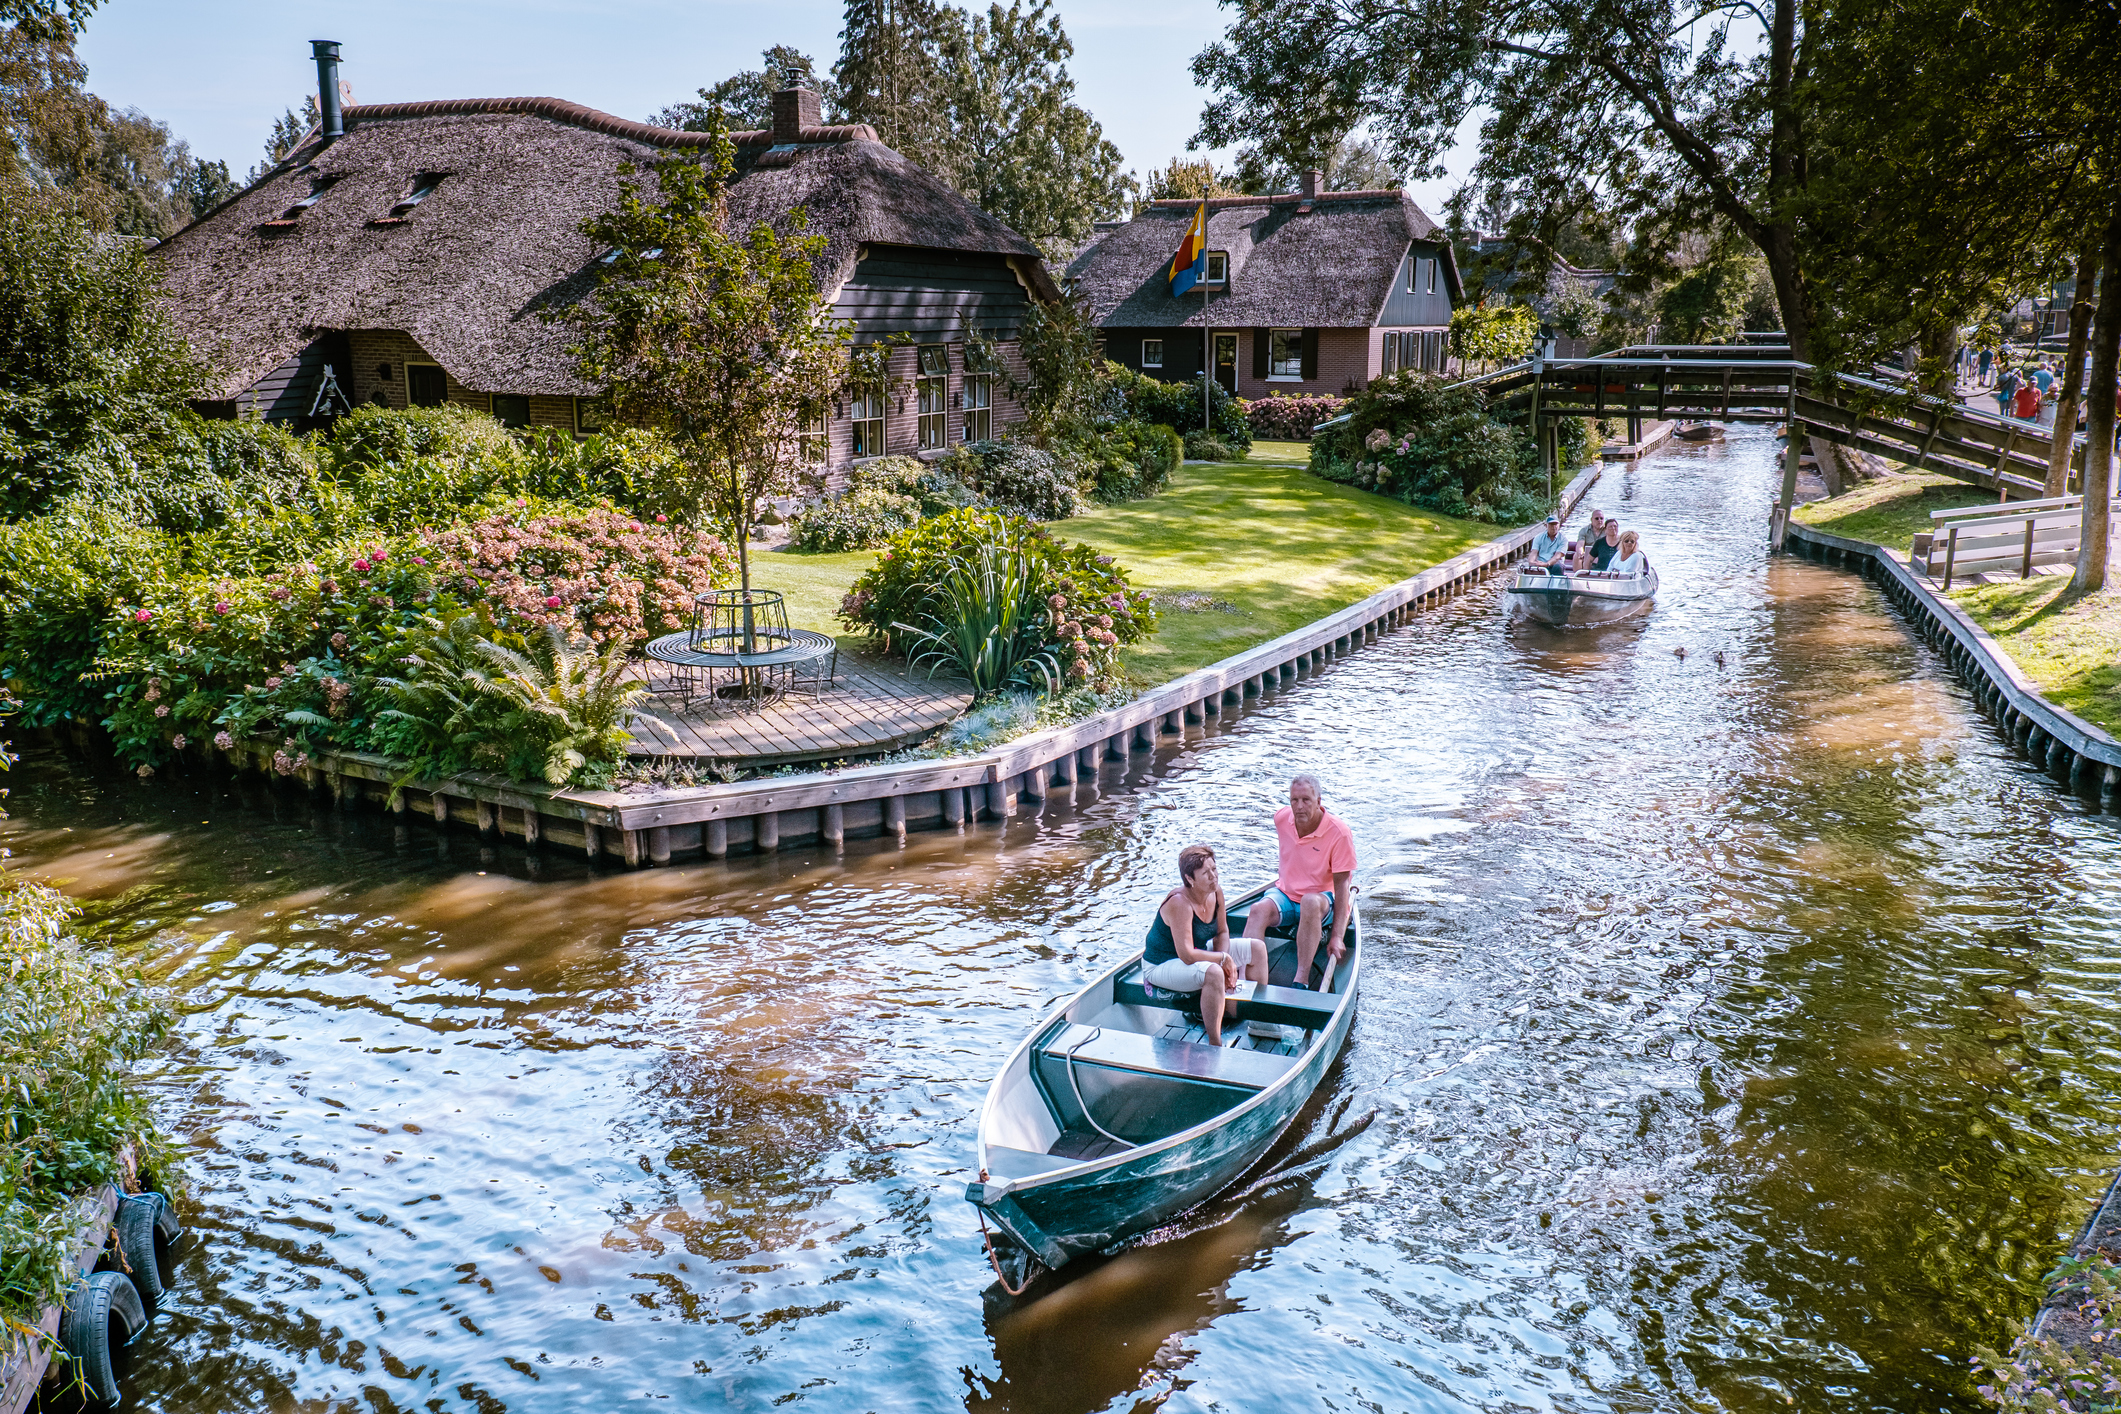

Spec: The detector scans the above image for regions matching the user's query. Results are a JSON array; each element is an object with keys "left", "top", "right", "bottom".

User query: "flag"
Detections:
[{"left": 1168, "top": 201, "right": 1208, "bottom": 298}]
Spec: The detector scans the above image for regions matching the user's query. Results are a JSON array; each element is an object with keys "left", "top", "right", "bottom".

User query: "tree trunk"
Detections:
[
  {"left": 2071, "top": 203, "right": 2121, "bottom": 594},
  {"left": 2047, "top": 246, "right": 2102, "bottom": 496},
  {"left": 1920, "top": 319, "right": 1958, "bottom": 401}
]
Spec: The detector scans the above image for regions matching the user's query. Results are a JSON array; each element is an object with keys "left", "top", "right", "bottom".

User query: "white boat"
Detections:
[{"left": 1505, "top": 565, "right": 1660, "bottom": 626}]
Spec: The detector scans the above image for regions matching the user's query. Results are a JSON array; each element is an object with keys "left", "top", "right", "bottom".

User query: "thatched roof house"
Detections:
[
  {"left": 1067, "top": 176, "right": 1463, "bottom": 399},
  {"left": 154, "top": 47, "right": 1054, "bottom": 467}
]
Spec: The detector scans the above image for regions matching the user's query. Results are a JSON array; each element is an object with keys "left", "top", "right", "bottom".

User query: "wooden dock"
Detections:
[{"left": 625, "top": 652, "right": 972, "bottom": 767}]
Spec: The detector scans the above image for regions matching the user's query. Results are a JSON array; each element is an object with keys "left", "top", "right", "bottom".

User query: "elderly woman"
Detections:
[
  {"left": 1606, "top": 529, "right": 1649, "bottom": 577},
  {"left": 1142, "top": 844, "right": 1264, "bottom": 1046}
]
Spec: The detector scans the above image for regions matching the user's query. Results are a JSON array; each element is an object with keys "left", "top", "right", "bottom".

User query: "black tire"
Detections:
[
  {"left": 114, "top": 1192, "right": 181, "bottom": 1314},
  {"left": 57, "top": 1269, "right": 146, "bottom": 1409}
]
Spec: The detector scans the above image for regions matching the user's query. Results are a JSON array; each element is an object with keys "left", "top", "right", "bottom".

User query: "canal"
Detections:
[{"left": 10, "top": 424, "right": 2121, "bottom": 1413}]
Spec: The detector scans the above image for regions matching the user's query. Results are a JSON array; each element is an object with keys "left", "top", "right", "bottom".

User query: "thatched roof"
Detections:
[
  {"left": 153, "top": 96, "right": 1051, "bottom": 400},
  {"left": 1066, "top": 191, "right": 1461, "bottom": 330}
]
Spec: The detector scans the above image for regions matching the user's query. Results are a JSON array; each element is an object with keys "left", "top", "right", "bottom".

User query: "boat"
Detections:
[
  {"left": 1673, "top": 421, "right": 1725, "bottom": 442},
  {"left": 965, "top": 887, "right": 1361, "bottom": 1291},
  {"left": 1504, "top": 565, "right": 1660, "bottom": 626}
]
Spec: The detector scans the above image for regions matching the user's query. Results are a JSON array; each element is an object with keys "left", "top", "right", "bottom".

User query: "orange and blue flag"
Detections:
[{"left": 1168, "top": 201, "right": 1208, "bottom": 298}]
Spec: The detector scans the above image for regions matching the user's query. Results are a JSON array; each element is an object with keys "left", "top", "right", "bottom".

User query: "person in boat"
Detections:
[
  {"left": 1606, "top": 530, "right": 1649, "bottom": 577},
  {"left": 1528, "top": 514, "right": 1570, "bottom": 571},
  {"left": 1242, "top": 775, "right": 1356, "bottom": 990},
  {"left": 1586, "top": 519, "right": 1623, "bottom": 572},
  {"left": 1143, "top": 844, "right": 1264, "bottom": 1046}
]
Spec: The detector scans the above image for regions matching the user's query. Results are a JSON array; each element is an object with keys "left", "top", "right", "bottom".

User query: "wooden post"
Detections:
[
  {"left": 1942, "top": 527, "right": 1959, "bottom": 590},
  {"left": 1202, "top": 693, "right": 1219, "bottom": 718},
  {"left": 475, "top": 799, "right": 496, "bottom": 838},
  {"left": 522, "top": 808, "right": 541, "bottom": 848},
  {"left": 1078, "top": 745, "right": 1099, "bottom": 774},
  {"left": 706, "top": 818, "right": 729, "bottom": 856},
  {"left": 583, "top": 822, "right": 600, "bottom": 859},
  {"left": 1134, "top": 721, "right": 1154, "bottom": 748},
  {"left": 757, "top": 812, "right": 780, "bottom": 851},
  {"left": 1053, "top": 752, "right": 1076, "bottom": 785},
  {"left": 432, "top": 792, "right": 450, "bottom": 826},
  {"left": 622, "top": 829, "right": 643, "bottom": 867},
  {"left": 2103, "top": 765, "right": 2119, "bottom": 813},
  {"left": 1020, "top": 769, "right": 1045, "bottom": 802},
  {"left": 1183, "top": 702, "right": 1204, "bottom": 725},
  {"left": 943, "top": 788, "right": 966, "bottom": 826},
  {"left": 1773, "top": 428, "right": 1802, "bottom": 549},
  {"left": 884, "top": 796, "right": 906, "bottom": 841},
  {"left": 1997, "top": 425, "right": 2017, "bottom": 500},
  {"left": 822, "top": 805, "right": 844, "bottom": 847},
  {"left": 2022, "top": 517, "right": 2036, "bottom": 578},
  {"left": 1162, "top": 710, "right": 1182, "bottom": 734},
  {"left": 990, "top": 779, "right": 1016, "bottom": 818},
  {"left": 648, "top": 825, "right": 672, "bottom": 865},
  {"left": 390, "top": 790, "right": 407, "bottom": 818}
]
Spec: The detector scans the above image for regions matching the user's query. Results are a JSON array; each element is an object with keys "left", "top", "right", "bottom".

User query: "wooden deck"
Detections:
[{"left": 625, "top": 651, "right": 973, "bottom": 767}]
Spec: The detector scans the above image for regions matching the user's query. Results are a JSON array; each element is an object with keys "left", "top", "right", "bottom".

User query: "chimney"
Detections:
[
  {"left": 1300, "top": 169, "right": 1324, "bottom": 199},
  {"left": 312, "top": 40, "right": 344, "bottom": 140},
  {"left": 772, "top": 85, "right": 822, "bottom": 143}
]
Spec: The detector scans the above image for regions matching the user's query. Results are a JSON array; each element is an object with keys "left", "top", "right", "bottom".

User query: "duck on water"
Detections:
[
  {"left": 966, "top": 779, "right": 1362, "bottom": 1295},
  {"left": 1507, "top": 510, "right": 1659, "bottom": 627}
]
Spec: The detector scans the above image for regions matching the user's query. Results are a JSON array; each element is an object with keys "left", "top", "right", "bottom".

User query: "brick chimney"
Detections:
[
  {"left": 1300, "top": 168, "right": 1324, "bottom": 199},
  {"left": 772, "top": 86, "right": 822, "bottom": 142}
]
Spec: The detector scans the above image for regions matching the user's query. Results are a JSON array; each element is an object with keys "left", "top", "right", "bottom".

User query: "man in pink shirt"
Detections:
[{"left": 1243, "top": 774, "right": 1356, "bottom": 988}]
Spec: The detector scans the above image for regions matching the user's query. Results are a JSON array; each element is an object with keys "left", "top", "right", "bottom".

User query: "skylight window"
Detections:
[
  {"left": 372, "top": 172, "right": 447, "bottom": 225},
  {"left": 259, "top": 174, "right": 342, "bottom": 231}
]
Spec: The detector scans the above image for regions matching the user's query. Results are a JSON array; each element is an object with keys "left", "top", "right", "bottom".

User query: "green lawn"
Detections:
[
  {"left": 1792, "top": 473, "right": 1997, "bottom": 553},
  {"left": 757, "top": 460, "right": 1505, "bottom": 685},
  {"left": 1793, "top": 476, "right": 2121, "bottom": 735}
]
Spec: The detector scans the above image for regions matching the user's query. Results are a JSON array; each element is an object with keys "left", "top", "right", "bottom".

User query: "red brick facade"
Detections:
[{"left": 346, "top": 330, "right": 577, "bottom": 430}]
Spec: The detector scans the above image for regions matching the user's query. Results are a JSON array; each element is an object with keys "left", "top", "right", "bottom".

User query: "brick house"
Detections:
[
  {"left": 152, "top": 47, "right": 1056, "bottom": 476},
  {"left": 1066, "top": 174, "right": 1463, "bottom": 399}
]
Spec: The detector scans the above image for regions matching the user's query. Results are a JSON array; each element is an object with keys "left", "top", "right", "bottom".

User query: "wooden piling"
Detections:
[
  {"left": 757, "top": 812, "right": 780, "bottom": 851},
  {"left": 943, "top": 788, "right": 966, "bottom": 826},
  {"left": 706, "top": 818, "right": 729, "bottom": 856},
  {"left": 822, "top": 805, "right": 844, "bottom": 847},
  {"left": 884, "top": 796, "right": 906, "bottom": 841},
  {"left": 475, "top": 799, "right": 497, "bottom": 838},
  {"left": 648, "top": 825, "right": 672, "bottom": 864},
  {"left": 522, "top": 808, "right": 540, "bottom": 848}
]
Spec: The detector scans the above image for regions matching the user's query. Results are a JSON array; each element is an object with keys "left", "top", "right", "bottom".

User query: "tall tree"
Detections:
[
  {"left": 932, "top": 1, "right": 1129, "bottom": 255},
  {"left": 566, "top": 115, "right": 849, "bottom": 600},
  {"left": 650, "top": 46, "right": 838, "bottom": 133},
  {"left": 834, "top": 0, "right": 952, "bottom": 169},
  {"left": 246, "top": 96, "right": 316, "bottom": 183},
  {"left": 1136, "top": 156, "right": 1232, "bottom": 210},
  {"left": 1229, "top": 132, "right": 1401, "bottom": 194},
  {"left": 2073, "top": 206, "right": 2120, "bottom": 592}
]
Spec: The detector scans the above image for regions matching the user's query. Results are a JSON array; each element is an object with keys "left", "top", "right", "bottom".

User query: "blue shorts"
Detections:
[{"left": 1266, "top": 886, "right": 1333, "bottom": 932}]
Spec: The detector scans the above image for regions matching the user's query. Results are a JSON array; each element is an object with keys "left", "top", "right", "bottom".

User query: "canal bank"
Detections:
[{"left": 6, "top": 421, "right": 2119, "bottom": 1413}]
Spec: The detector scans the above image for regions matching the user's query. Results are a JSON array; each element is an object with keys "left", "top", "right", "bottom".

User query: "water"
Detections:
[{"left": 11, "top": 425, "right": 2121, "bottom": 1413}]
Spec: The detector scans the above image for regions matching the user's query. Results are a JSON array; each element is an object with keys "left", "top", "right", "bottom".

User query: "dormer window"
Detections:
[
  {"left": 371, "top": 173, "right": 446, "bottom": 225},
  {"left": 1205, "top": 251, "right": 1228, "bottom": 285},
  {"left": 259, "top": 174, "right": 341, "bottom": 230}
]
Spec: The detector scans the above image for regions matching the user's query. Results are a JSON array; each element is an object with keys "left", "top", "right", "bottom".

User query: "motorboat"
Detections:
[
  {"left": 965, "top": 886, "right": 1360, "bottom": 1292},
  {"left": 1505, "top": 565, "right": 1660, "bottom": 626},
  {"left": 1673, "top": 421, "right": 1725, "bottom": 442}
]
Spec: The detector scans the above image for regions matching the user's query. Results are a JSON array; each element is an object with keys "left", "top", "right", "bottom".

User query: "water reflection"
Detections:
[{"left": 9, "top": 426, "right": 2121, "bottom": 1413}]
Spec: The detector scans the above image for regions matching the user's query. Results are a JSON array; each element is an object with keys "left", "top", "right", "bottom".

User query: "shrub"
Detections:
[
  {"left": 837, "top": 508, "right": 1156, "bottom": 687},
  {"left": 1973, "top": 1255, "right": 2121, "bottom": 1409},
  {"left": 1074, "top": 420, "right": 1181, "bottom": 503},
  {"left": 0, "top": 509, "right": 187, "bottom": 729},
  {"left": 1183, "top": 430, "right": 1244, "bottom": 463},
  {"left": 945, "top": 442, "right": 1082, "bottom": 520},
  {"left": 0, "top": 878, "right": 175, "bottom": 1341},
  {"left": 1449, "top": 304, "right": 1538, "bottom": 367},
  {"left": 1237, "top": 393, "right": 1349, "bottom": 442},
  {"left": 1100, "top": 362, "right": 1252, "bottom": 449},
  {"left": 1310, "top": 370, "right": 1546, "bottom": 523},
  {"left": 790, "top": 455, "right": 980, "bottom": 552},
  {"left": 895, "top": 535, "right": 1062, "bottom": 694}
]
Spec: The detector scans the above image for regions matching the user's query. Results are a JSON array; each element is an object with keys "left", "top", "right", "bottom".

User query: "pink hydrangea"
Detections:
[
  {"left": 265, "top": 676, "right": 283, "bottom": 689},
  {"left": 269, "top": 586, "right": 292, "bottom": 601},
  {"left": 213, "top": 601, "right": 232, "bottom": 615},
  {"left": 213, "top": 730, "right": 234, "bottom": 750},
  {"left": 171, "top": 734, "right": 187, "bottom": 749},
  {"left": 133, "top": 608, "right": 153, "bottom": 623},
  {"left": 331, "top": 632, "right": 349, "bottom": 650},
  {"left": 352, "top": 559, "right": 371, "bottom": 573},
  {"left": 153, "top": 704, "right": 170, "bottom": 718},
  {"left": 544, "top": 595, "right": 563, "bottom": 608}
]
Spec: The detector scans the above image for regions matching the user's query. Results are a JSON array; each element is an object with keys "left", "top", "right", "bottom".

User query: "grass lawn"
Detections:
[
  {"left": 1792, "top": 473, "right": 1997, "bottom": 553},
  {"left": 1792, "top": 475, "right": 2121, "bottom": 735},
  {"left": 757, "top": 460, "right": 1506, "bottom": 685}
]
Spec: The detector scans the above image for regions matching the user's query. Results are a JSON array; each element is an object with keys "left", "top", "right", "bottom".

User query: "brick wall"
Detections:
[
  {"left": 1232, "top": 327, "right": 1377, "bottom": 400},
  {"left": 821, "top": 338, "right": 1029, "bottom": 488},
  {"left": 344, "top": 329, "right": 577, "bottom": 430}
]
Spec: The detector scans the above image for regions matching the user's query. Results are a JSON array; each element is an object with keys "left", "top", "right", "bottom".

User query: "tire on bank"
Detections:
[{"left": 58, "top": 1268, "right": 148, "bottom": 1408}]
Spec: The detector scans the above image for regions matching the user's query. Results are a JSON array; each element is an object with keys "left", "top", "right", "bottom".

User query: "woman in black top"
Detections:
[{"left": 1141, "top": 844, "right": 1263, "bottom": 1046}]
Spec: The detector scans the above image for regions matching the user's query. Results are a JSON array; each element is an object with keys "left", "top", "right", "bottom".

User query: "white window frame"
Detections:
[
  {"left": 800, "top": 411, "right": 828, "bottom": 464},
  {"left": 1141, "top": 338, "right": 1163, "bottom": 369},
  {"left": 962, "top": 375, "right": 992, "bottom": 441},
  {"left": 1426, "top": 257, "right": 1439, "bottom": 295},
  {"left": 1205, "top": 251, "right": 1228, "bottom": 285},
  {"left": 849, "top": 389, "right": 886, "bottom": 459},
  {"left": 916, "top": 344, "right": 949, "bottom": 451},
  {"left": 1267, "top": 328, "right": 1304, "bottom": 381},
  {"left": 1407, "top": 256, "right": 1420, "bottom": 294}
]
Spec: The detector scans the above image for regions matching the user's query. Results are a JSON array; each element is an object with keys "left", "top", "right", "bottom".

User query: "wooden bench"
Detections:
[
  {"left": 1114, "top": 975, "right": 1339, "bottom": 1031},
  {"left": 1915, "top": 500, "right": 2102, "bottom": 588},
  {"left": 1040, "top": 1022, "right": 1299, "bottom": 1091}
]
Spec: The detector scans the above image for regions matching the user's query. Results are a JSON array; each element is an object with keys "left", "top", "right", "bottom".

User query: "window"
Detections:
[
  {"left": 261, "top": 173, "right": 341, "bottom": 230},
  {"left": 573, "top": 396, "right": 608, "bottom": 434},
  {"left": 407, "top": 364, "right": 448, "bottom": 408},
  {"left": 849, "top": 389, "right": 886, "bottom": 458},
  {"left": 800, "top": 412, "right": 828, "bottom": 464},
  {"left": 963, "top": 373, "right": 992, "bottom": 442},
  {"left": 491, "top": 393, "right": 530, "bottom": 428},
  {"left": 1407, "top": 257, "right": 1420, "bottom": 294},
  {"left": 1381, "top": 332, "right": 1399, "bottom": 374},
  {"left": 1423, "top": 330, "right": 1443, "bottom": 370},
  {"left": 1426, "top": 258, "right": 1439, "bottom": 295},
  {"left": 1268, "top": 329, "right": 1304, "bottom": 379},
  {"left": 1205, "top": 251, "right": 1228, "bottom": 285},
  {"left": 916, "top": 344, "right": 948, "bottom": 451},
  {"left": 373, "top": 172, "right": 445, "bottom": 224},
  {"left": 1141, "top": 338, "right": 1163, "bottom": 369}
]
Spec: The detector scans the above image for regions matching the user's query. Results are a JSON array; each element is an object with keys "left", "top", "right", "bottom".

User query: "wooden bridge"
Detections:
[{"left": 1426, "top": 344, "right": 2093, "bottom": 545}]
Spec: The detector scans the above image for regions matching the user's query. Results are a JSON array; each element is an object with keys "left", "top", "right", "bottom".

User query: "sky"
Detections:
[{"left": 73, "top": 0, "right": 1473, "bottom": 217}]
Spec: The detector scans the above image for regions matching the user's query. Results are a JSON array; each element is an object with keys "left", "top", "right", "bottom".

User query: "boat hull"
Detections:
[
  {"left": 1505, "top": 568, "right": 1659, "bottom": 626},
  {"left": 977, "top": 986, "right": 1356, "bottom": 1267}
]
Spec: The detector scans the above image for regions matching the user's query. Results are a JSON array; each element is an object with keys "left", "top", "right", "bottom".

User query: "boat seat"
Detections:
[
  {"left": 1114, "top": 974, "right": 1340, "bottom": 1030},
  {"left": 1040, "top": 1023, "right": 1298, "bottom": 1092},
  {"left": 983, "top": 1144, "right": 1084, "bottom": 1180}
]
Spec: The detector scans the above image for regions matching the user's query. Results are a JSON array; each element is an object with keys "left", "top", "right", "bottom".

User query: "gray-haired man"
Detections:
[{"left": 1243, "top": 775, "right": 1357, "bottom": 989}]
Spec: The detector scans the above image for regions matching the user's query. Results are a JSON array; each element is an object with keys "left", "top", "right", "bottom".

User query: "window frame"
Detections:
[
  {"left": 1267, "top": 328, "right": 1304, "bottom": 380},
  {"left": 406, "top": 362, "right": 449, "bottom": 408},
  {"left": 573, "top": 395, "right": 608, "bottom": 435},
  {"left": 1407, "top": 256, "right": 1420, "bottom": 294},
  {"left": 800, "top": 410, "right": 829, "bottom": 464},
  {"left": 916, "top": 343, "right": 949, "bottom": 451},
  {"left": 490, "top": 392, "right": 531, "bottom": 429},
  {"left": 849, "top": 388, "right": 887, "bottom": 460},
  {"left": 1426, "top": 257, "right": 1439, "bottom": 295},
  {"left": 1141, "top": 338, "right": 1163, "bottom": 369},
  {"left": 962, "top": 374, "right": 992, "bottom": 442},
  {"left": 1205, "top": 251, "right": 1229, "bottom": 286}
]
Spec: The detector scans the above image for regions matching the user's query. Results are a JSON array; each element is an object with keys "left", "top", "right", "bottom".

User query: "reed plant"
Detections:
[{"left": 895, "top": 535, "right": 1061, "bottom": 695}]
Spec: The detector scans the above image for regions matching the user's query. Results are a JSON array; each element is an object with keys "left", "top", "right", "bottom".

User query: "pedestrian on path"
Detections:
[
  {"left": 2014, "top": 379, "right": 2042, "bottom": 422},
  {"left": 1978, "top": 347, "right": 1994, "bottom": 386},
  {"left": 1996, "top": 364, "right": 2020, "bottom": 415}
]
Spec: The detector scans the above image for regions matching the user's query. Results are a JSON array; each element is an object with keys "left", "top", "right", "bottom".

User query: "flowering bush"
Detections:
[
  {"left": 1237, "top": 392, "right": 1349, "bottom": 441},
  {"left": 837, "top": 508, "right": 1155, "bottom": 688},
  {"left": 940, "top": 442, "right": 1083, "bottom": 520},
  {"left": 1973, "top": 1256, "right": 2121, "bottom": 1409},
  {"left": 790, "top": 456, "right": 981, "bottom": 552},
  {"left": 1310, "top": 370, "right": 1549, "bottom": 524}
]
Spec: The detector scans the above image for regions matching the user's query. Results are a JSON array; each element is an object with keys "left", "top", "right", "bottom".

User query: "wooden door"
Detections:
[{"left": 1213, "top": 334, "right": 1237, "bottom": 394}]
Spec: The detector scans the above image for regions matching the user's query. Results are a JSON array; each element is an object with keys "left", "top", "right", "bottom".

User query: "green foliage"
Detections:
[
  {"left": 895, "top": 533, "right": 1062, "bottom": 694},
  {"left": 1236, "top": 393, "right": 1347, "bottom": 442},
  {"left": 836, "top": 508, "right": 1155, "bottom": 687},
  {"left": 1449, "top": 304, "right": 1538, "bottom": 367},
  {"left": 1077, "top": 420, "right": 1181, "bottom": 501},
  {"left": 0, "top": 190, "right": 206, "bottom": 520},
  {"left": 1974, "top": 1255, "right": 2121, "bottom": 1410},
  {"left": 1310, "top": 370, "right": 1546, "bottom": 523},
  {"left": 0, "top": 508, "right": 185, "bottom": 727},
  {"left": 942, "top": 440, "right": 1082, "bottom": 519},
  {"left": 790, "top": 457, "right": 945, "bottom": 552},
  {"left": 1100, "top": 360, "right": 1251, "bottom": 448},
  {"left": 1183, "top": 430, "right": 1243, "bottom": 462},
  {"left": 1656, "top": 245, "right": 1762, "bottom": 344},
  {"left": 652, "top": 46, "right": 838, "bottom": 132},
  {"left": 0, "top": 877, "right": 175, "bottom": 1343}
]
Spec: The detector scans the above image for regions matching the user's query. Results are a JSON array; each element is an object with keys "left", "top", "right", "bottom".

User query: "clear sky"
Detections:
[{"left": 73, "top": 0, "right": 1470, "bottom": 217}]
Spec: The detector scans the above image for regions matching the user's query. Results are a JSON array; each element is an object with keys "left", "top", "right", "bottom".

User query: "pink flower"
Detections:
[
  {"left": 370, "top": 548, "right": 389, "bottom": 562},
  {"left": 656, "top": 513, "right": 669, "bottom": 523},
  {"left": 412, "top": 556, "right": 428, "bottom": 565},
  {"left": 265, "top": 676, "right": 283, "bottom": 689},
  {"left": 321, "top": 579, "right": 340, "bottom": 595},
  {"left": 629, "top": 522, "right": 643, "bottom": 532},
  {"left": 171, "top": 734, "right": 187, "bottom": 749},
  {"left": 213, "top": 731, "right": 234, "bottom": 750},
  {"left": 352, "top": 559, "right": 371, "bottom": 572},
  {"left": 269, "top": 586, "right": 292, "bottom": 601},
  {"left": 153, "top": 704, "right": 170, "bottom": 718},
  {"left": 331, "top": 632, "right": 349, "bottom": 649},
  {"left": 544, "top": 595, "right": 562, "bottom": 608},
  {"left": 213, "top": 601, "right": 232, "bottom": 615},
  {"left": 133, "top": 608, "right": 153, "bottom": 622}
]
